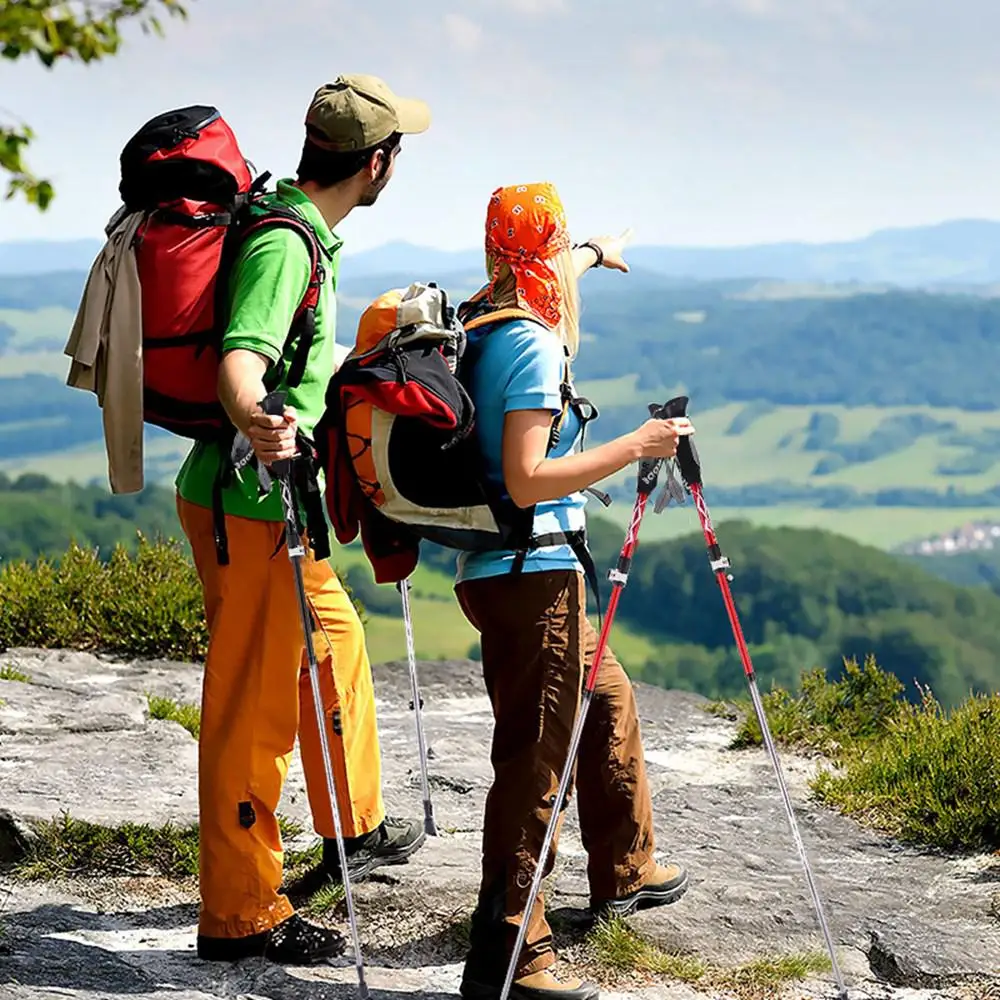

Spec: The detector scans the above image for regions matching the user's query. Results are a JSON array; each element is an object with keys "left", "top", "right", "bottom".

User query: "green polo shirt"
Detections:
[{"left": 174, "top": 179, "right": 342, "bottom": 522}]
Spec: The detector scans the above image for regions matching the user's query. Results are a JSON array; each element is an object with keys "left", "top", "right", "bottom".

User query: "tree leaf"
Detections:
[{"left": 1, "top": 0, "right": 189, "bottom": 210}]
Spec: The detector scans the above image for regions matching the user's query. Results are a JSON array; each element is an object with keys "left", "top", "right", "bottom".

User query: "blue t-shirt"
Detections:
[{"left": 455, "top": 318, "right": 589, "bottom": 585}]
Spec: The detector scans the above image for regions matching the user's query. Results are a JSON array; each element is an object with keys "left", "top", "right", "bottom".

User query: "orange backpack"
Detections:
[{"left": 314, "top": 281, "right": 608, "bottom": 597}]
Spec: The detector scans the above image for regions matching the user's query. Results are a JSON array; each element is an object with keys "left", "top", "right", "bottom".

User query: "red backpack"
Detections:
[{"left": 116, "top": 105, "right": 324, "bottom": 439}]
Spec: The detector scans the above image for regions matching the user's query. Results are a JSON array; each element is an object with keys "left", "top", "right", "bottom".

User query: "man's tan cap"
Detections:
[{"left": 305, "top": 73, "right": 431, "bottom": 152}]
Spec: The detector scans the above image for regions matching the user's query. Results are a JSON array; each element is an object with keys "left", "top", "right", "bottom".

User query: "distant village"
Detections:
[{"left": 899, "top": 520, "right": 1000, "bottom": 555}]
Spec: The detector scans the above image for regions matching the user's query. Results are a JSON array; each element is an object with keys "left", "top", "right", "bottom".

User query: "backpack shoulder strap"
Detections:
[{"left": 233, "top": 202, "right": 325, "bottom": 389}]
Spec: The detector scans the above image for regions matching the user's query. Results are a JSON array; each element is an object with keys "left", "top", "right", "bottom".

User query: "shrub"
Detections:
[
  {"left": 0, "top": 537, "right": 207, "bottom": 660},
  {"left": 731, "top": 654, "right": 906, "bottom": 751},
  {"left": 0, "top": 537, "right": 367, "bottom": 662},
  {"left": 728, "top": 655, "right": 1000, "bottom": 852},
  {"left": 813, "top": 686, "right": 1000, "bottom": 851}
]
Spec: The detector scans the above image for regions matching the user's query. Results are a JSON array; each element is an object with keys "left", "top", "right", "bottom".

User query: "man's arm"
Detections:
[{"left": 217, "top": 226, "right": 312, "bottom": 462}]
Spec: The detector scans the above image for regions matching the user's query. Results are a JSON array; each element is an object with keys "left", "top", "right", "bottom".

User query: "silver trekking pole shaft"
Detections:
[
  {"left": 397, "top": 578, "right": 438, "bottom": 836},
  {"left": 747, "top": 671, "right": 848, "bottom": 999},
  {"left": 682, "top": 467, "right": 848, "bottom": 1000},
  {"left": 499, "top": 691, "right": 596, "bottom": 1000},
  {"left": 498, "top": 471, "right": 660, "bottom": 1000},
  {"left": 263, "top": 394, "right": 369, "bottom": 1000}
]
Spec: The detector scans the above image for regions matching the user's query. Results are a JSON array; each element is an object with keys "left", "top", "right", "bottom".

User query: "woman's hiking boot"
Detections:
[
  {"left": 196, "top": 913, "right": 345, "bottom": 964},
  {"left": 322, "top": 814, "right": 426, "bottom": 882},
  {"left": 590, "top": 861, "right": 690, "bottom": 919},
  {"left": 461, "top": 967, "right": 600, "bottom": 1000}
]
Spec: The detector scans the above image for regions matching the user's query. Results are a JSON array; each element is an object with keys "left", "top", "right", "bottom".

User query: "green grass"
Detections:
[
  {"left": 586, "top": 917, "right": 830, "bottom": 999},
  {"left": 588, "top": 916, "right": 707, "bottom": 981},
  {"left": 665, "top": 402, "right": 1000, "bottom": 490},
  {"left": 729, "top": 655, "right": 906, "bottom": 752},
  {"left": 577, "top": 373, "right": 647, "bottom": 407},
  {"left": 362, "top": 593, "right": 479, "bottom": 663},
  {"left": 303, "top": 881, "right": 346, "bottom": 917},
  {"left": 812, "top": 687, "right": 1000, "bottom": 851},
  {"left": 0, "top": 372, "right": 995, "bottom": 550},
  {"left": 14, "top": 813, "right": 200, "bottom": 880},
  {"left": 727, "top": 656, "right": 1000, "bottom": 852},
  {"left": 333, "top": 543, "right": 456, "bottom": 603},
  {"left": 0, "top": 433, "right": 187, "bottom": 483},
  {"left": 11, "top": 811, "right": 317, "bottom": 883},
  {"left": 0, "top": 352, "right": 70, "bottom": 378},
  {"left": 146, "top": 694, "right": 200, "bottom": 738},
  {"left": 0, "top": 664, "right": 29, "bottom": 683}
]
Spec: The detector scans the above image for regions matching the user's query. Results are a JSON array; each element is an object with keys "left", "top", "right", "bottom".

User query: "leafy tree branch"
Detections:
[{"left": 0, "top": 0, "right": 188, "bottom": 209}]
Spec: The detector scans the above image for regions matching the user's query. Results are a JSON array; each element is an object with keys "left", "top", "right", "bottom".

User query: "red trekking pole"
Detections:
[
  {"left": 660, "top": 395, "right": 850, "bottom": 1000},
  {"left": 497, "top": 400, "right": 676, "bottom": 1000}
]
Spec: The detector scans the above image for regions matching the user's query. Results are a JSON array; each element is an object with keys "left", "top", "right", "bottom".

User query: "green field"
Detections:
[
  {"left": 2, "top": 303, "right": 1000, "bottom": 553},
  {"left": 3, "top": 400, "right": 999, "bottom": 552},
  {"left": 0, "top": 307, "right": 74, "bottom": 348},
  {"left": 607, "top": 504, "right": 1000, "bottom": 550},
  {"left": 582, "top": 399, "right": 1000, "bottom": 492},
  {"left": 330, "top": 539, "right": 661, "bottom": 670}
]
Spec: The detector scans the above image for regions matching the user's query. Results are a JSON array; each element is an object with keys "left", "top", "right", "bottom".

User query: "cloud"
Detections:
[
  {"left": 625, "top": 35, "right": 785, "bottom": 110},
  {"left": 700, "top": 0, "right": 880, "bottom": 42},
  {"left": 443, "top": 13, "right": 483, "bottom": 52},
  {"left": 727, "top": 0, "right": 780, "bottom": 15},
  {"left": 501, "top": 0, "right": 568, "bottom": 14}
]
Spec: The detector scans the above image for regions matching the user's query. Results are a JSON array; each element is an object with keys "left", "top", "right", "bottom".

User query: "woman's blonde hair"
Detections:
[{"left": 485, "top": 248, "right": 581, "bottom": 360}]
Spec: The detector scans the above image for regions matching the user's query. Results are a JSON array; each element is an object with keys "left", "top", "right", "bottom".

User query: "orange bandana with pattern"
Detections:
[{"left": 484, "top": 182, "right": 571, "bottom": 329}]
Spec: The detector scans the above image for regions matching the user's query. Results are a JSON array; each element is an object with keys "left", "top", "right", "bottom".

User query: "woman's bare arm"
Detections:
[{"left": 501, "top": 409, "right": 692, "bottom": 508}]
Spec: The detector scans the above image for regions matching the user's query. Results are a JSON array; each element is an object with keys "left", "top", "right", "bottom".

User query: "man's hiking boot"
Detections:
[
  {"left": 590, "top": 862, "right": 690, "bottom": 920},
  {"left": 323, "top": 814, "right": 426, "bottom": 883},
  {"left": 196, "top": 913, "right": 344, "bottom": 965},
  {"left": 461, "top": 967, "right": 600, "bottom": 1000}
]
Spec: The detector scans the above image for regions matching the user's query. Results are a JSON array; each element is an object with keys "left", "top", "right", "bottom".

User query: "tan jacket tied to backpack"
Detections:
[{"left": 64, "top": 208, "right": 146, "bottom": 494}]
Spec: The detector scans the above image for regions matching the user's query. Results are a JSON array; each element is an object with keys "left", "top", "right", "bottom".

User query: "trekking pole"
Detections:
[
  {"left": 260, "top": 391, "right": 370, "bottom": 1000},
  {"left": 662, "top": 394, "right": 850, "bottom": 1000},
  {"left": 396, "top": 576, "right": 438, "bottom": 836},
  {"left": 497, "top": 400, "right": 674, "bottom": 1000}
]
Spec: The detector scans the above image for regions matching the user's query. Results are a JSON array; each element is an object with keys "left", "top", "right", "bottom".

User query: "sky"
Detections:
[{"left": 3, "top": 0, "right": 1000, "bottom": 253}]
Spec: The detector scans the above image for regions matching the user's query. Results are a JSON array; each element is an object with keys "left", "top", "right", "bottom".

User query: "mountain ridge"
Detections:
[{"left": 10, "top": 217, "right": 1000, "bottom": 285}]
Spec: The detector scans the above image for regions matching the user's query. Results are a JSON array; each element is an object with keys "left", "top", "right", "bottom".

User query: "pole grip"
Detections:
[
  {"left": 650, "top": 394, "right": 702, "bottom": 489},
  {"left": 259, "top": 390, "right": 292, "bottom": 478}
]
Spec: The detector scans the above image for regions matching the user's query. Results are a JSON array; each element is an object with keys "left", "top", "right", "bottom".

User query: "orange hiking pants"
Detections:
[{"left": 177, "top": 495, "right": 385, "bottom": 939}]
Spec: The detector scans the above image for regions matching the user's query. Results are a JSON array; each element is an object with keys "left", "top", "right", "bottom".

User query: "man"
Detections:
[{"left": 174, "top": 74, "right": 431, "bottom": 965}]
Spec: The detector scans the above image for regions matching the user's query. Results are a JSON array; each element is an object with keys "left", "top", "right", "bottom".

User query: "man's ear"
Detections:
[{"left": 366, "top": 149, "right": 384, "bottom": 182}]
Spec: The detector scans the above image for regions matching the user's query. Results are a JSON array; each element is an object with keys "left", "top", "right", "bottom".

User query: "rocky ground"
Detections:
[{"left": 1, "top": 647, "right": 999, "bottom": 1000}]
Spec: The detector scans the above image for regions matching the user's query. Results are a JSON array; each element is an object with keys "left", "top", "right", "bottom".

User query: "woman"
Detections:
[{"left": 454, "top": 182, "right": 695, "bottom": 1000}]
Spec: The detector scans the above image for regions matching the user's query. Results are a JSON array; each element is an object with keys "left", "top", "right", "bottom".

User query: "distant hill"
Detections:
[
  {"left": 7, "top": 270, "right": 1000, "bottom": 418},
  {"left": 629, "top": 219, "right": 1000, "bottom": 287},
  {"left": 580, "top": 517, "right": 1000, "bottom": 708},
  {"left": 12, "top": 218, "right": 1000, "bottom": 286},
  {"left": 0, "top": 241, "right": 101, "bottom": 276}
]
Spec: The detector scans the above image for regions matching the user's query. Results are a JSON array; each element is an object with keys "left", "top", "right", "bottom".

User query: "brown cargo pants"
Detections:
[{"left": 455, "top": 568, "right": 657, "bottom": 981}]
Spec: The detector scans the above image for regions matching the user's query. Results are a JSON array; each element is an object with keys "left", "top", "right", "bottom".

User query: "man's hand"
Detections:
[{"left": 247, "top": 404, "right": 299, "bottom": 465}]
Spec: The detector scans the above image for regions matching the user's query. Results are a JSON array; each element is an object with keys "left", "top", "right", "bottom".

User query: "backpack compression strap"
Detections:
[
  {"left": 210, "top": 206, "right": 327, "bottom": 566},
  {"left": 461, "top": 300, "right": 577, "bottom": 455},
  {"left": 461, "top": 292, "right": 610, "bottom": 607},
  {"left": 234, "top": 204, "right": 325, "bottom": 389}
]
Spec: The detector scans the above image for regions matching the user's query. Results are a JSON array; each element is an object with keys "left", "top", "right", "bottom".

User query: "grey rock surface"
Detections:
[{"left": 1, "top": 648, "right": 999, "bottom": 1000}]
